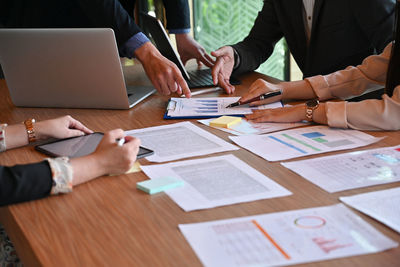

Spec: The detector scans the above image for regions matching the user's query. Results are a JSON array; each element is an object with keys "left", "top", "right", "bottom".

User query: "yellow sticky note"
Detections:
[
  {"left": 210, "top": 116, "right": 242, "bottom": 128},
  {"left": 109, "top": 161, "right": 142, "bottom": 176}
]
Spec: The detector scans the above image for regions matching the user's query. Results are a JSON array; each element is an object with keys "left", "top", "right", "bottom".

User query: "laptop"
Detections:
[
  {"left": 0, "top": 28, "right": 155, "bottom": 109},
  {"left": 140, "top": 13, "right": 240, "bottom": 89}
]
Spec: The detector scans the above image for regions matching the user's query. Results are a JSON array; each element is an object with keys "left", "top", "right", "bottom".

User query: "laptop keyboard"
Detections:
[{"left": 186, "top": 68, "right": 214, "bottom": 88}]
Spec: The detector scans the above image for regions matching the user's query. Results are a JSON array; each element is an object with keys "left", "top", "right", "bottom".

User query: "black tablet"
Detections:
[{"left": 35, "top": 132, "right": 154, "bottom": 159}]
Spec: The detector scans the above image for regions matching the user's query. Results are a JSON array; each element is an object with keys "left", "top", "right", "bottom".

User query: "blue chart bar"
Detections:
[
  {"left": 200, "top": 104, "right": 218, "bottom": 107},
  {"left": 196, "top": 100, "right": 218, "bottom": 103},
  {"left": 197, "top": 107, "right": 218, "bottom": 110},
  {"left": 195, "top": 110, "right": 218, "bottom": 113},
  {"left": 269, "top": 136, "right": 307, "bottom": 154}
]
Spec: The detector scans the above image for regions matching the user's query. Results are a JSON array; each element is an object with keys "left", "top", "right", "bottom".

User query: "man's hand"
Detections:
[
  {"left": 175, "top": 33, "right": 215, "bottom": 68},
  {"left": 135, "top": 42, "right": 191, "bottom": 98},
  {"left": 211, "top": 46, "right": 235, "bottom": 94}
]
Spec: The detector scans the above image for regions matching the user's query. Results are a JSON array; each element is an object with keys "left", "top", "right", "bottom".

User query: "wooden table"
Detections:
[{"left": 0, "top": 69, "right": 399, "bottom": 266}]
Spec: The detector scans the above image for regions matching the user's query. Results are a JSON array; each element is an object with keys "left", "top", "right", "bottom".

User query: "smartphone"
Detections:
[
  {"left": 229, "top": 76, "right": 241, "bottom": 85},
  {"left": 35, "top": 132, "right": 154, "bottom": 159}
]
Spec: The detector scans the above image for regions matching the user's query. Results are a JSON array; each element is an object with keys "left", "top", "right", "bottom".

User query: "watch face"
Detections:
[{"left": 306, "top": 99, "right": 319, "bottom": 108}]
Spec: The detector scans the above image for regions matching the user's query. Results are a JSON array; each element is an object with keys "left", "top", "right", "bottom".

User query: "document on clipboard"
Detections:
[{"left": 164, "top": 97, "right": 282, "bottom": 119}]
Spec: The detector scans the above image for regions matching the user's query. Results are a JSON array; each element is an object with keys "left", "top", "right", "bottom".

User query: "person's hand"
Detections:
[
  {"left": 91, "top": 129, "right": 140, "bottom": 175},
  {"left": 175, "top": 33, "right": 215, "bottom": 68},
  {"left": 240, "top": 79, "right": 284, "bottom": 106},
  {"left": 246, "top": 105, "right": 306, "bottom": 123},
  {"left": 35, "top": 115, "right": 93, "bottom": 140},
  {"left": 70, "top": 129, "right": 141, "bottom": 186},
  {"left": 134, "top": 42, "right": 191, "bottom": 98},
  {"left": 245, "top": 103, "right": 327, "bottom": 124},
  {"left": 211, "top": 46, "right": 235, "bottom": 94}
]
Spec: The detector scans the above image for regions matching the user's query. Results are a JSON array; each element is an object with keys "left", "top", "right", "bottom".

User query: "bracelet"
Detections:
[
  {"left": 46, "top": 157, "right": 73, "bottom": 195},
  {"left": 23, "top": 118, "right": 36, "bottom": 143},
  {"left": 0, "top": 123, "right": 7, "bottom": 152}
]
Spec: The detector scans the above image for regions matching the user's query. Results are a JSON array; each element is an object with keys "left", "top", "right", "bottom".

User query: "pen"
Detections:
[
  {"left": 117, "top": 137, "right": 126, "bottom": 147},
  {"left": 225, "top": 90, "right": 282, "bottom": 108}
]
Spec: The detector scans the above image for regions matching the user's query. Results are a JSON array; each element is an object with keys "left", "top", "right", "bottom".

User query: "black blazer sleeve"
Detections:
[
  {"left": 76, "top": 0, "right": 143, "bottom": 50},
  {"left": 350, "top": 0, "right": 395, "bottom": 54},
  {"left": 0, "top": 161, "right": 53, "bottom": 206},
  {"left": 231, "top": 0, "right": 284, "bottom": 76},
  {"left": 162, "top": 0, "right": 190, "bottom": 30}
]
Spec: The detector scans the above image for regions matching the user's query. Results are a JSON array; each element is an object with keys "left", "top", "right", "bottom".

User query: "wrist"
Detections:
[{"left": 134, "top": 42, "right": 160, "bottom": 62}]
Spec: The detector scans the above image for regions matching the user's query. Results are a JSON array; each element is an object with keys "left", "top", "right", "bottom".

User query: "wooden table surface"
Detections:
[{"left": 0, "top": 68, "right": 399, "bottom": 267}]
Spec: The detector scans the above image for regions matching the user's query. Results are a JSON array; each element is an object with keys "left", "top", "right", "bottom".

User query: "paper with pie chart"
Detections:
[{"left": 179, "top": 204, "right": 397, "bottom": 267}]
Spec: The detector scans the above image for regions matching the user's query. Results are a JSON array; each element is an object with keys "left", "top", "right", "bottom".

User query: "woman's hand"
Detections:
[
  {"left": 91, "top": 129, "right": 140, "bottom": 175},
  {"left": 240, "top": 79, "right": 284, "bottom": 106},
  {"left": 246, "top": 103, "right": 327, "bottom": 124},
  {"left": 71, "top": 129, "right": 141, "bottom": 186},
  {"left": 35, "top": 115, "right": 93, "bottom": 140}
]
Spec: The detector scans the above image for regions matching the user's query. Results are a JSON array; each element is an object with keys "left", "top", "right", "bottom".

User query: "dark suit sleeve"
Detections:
[
  {"left": 231, "top": 0, "right": 284, "bottom": 76},
  {"left": 351, "top": 0, "right": 395, "bottom": 54},
  {"left": 162, "top": 0, "right": 190, "bottom": 30},
  {"left": 75, "top": 0, "right": 143, "bottom": 49},
  {"left": 0, "top": 161, "right": 53, "bottom": 206}
]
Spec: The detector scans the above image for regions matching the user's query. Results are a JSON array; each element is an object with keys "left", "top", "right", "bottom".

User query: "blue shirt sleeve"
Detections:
[
  {"left": 168, "top": 28, "right": 191, "bottom": 34},
  {"left": 119, "top": 32, "right": 150, "bottom": 58}
]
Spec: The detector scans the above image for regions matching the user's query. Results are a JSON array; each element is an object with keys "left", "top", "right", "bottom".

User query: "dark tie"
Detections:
[{"left": 385, "top": 0, "right": 400, "bottom": 97}]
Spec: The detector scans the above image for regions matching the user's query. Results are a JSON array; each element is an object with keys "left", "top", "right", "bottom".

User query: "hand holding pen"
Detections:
[{"left": 226, "top": 79, "right": 284, "bottom": 108}]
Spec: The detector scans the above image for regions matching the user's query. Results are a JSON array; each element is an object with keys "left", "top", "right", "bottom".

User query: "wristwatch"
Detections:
[
  {"left": 24, "top": 118, "right": 36, "bottom": 143},
  {"left": 305, "top": 99, "right": 320, "bottom": 122}
]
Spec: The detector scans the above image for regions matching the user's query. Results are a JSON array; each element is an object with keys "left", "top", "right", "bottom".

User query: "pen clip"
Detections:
[{"left": 167, "top": 100, "right": 177, "bottom": 111}]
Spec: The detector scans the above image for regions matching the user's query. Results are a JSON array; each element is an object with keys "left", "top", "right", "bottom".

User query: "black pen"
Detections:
[{"left": 225, "top": 90, "right": 282, "bottom": 108}]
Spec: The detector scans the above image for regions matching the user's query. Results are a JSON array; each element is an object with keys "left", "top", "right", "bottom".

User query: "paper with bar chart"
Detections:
[
  {"left": 229, "top": 126, "right": 383, "bottom": 161},
  {"left": 140, "top": 155, "right": 291, "bottom": 211},
  {"left": 340, "top": 187, "right": 400, "bottom": 234},
  {"left": 165, "top": 97, "right": 282, "bottom": 118},
  {"left": 179, "top": 204, "right": 398, "bottom": 267},
  {"left": 282, "top": 145, "right": 400, "bottom": 192}
]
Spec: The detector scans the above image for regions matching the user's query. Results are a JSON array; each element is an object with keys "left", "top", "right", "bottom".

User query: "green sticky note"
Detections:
[{"left": 136, "top": 177, "right": 184, "bottom": 195}]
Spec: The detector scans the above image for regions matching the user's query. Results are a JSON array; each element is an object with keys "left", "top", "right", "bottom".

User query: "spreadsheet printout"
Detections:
[{"left": 282, "top": 145, "right": 400, "bottom": 192}]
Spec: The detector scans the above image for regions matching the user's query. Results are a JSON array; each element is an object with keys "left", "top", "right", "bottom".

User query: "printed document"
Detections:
[
  {"left": 199, "top": 118, "right": 307, "bottom": 135},
  {"left": 179, "top": 204, "right": 398, "bottom": 267},
  {"left": 166, "top": 97, "right": 282, "bottom": 118},
  {"left": 125, "top": 122, "right": 238, "bottom": 162},
  {"left": 229, "top": 125, "right": 383, "bottom": 161},
  {"left": 140, "top": 155, "right": 291, "bottom": 211},
  {"left": 282, "top": 145, "right": 400, "bottom": 192},
  {"left": 340, "top": 187, "right": 400, "bottom": 234}
]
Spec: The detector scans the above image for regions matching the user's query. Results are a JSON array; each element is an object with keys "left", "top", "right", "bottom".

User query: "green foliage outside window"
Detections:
[{"left": 192, "top": 0, "right": 289, "bottom": 80}]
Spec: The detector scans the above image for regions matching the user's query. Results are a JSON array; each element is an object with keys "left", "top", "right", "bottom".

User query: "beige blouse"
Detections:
[{"left": 305, "top": 43, "right": 400, "bottom": 131}]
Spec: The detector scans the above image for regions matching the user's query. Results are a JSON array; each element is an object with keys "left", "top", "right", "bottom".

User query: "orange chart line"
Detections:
[{"left": 252, "top": 220, "right": 291, "bottom": 260}]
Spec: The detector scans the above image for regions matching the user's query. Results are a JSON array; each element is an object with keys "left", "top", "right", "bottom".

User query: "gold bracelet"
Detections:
[{"left": 23, "top": 118, "right": 36, "bottom": 143}]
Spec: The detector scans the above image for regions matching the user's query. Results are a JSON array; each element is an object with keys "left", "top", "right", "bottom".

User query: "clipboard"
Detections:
[{"left": 163, "top": 97, "right": 283, "bottom": 119}]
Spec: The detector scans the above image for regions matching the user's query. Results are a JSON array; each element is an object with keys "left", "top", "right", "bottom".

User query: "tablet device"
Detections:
[{"left": 35, "top": 132, "right": 154, "bottom": 159}]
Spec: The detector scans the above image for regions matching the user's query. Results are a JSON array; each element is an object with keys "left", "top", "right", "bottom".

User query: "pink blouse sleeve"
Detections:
[{"left": 305, "top": 43, "right": 400, "bottom": 130}]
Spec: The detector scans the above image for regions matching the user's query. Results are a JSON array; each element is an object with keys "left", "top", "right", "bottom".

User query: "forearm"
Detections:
[{"left": 70, "top": 155, "right": 106, "bottom": 186}]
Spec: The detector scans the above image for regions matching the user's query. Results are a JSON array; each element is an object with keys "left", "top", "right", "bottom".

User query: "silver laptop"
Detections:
[{"left": 0, "top": 28, "right": 155, "bottom": 109}]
